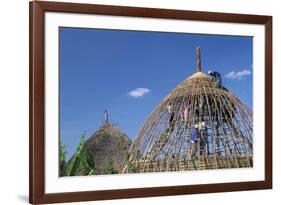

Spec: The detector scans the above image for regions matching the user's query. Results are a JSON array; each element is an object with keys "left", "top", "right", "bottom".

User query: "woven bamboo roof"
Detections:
[{"left": 119, "top": 48, "right": 253, "bottom": 173}]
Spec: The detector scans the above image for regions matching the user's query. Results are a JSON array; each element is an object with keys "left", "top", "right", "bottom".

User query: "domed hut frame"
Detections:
[{"left": 120, "top": 48, "right": 253, "bottom": 173}]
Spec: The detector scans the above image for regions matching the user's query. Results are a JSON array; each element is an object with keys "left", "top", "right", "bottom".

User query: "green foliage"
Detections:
[
  {"left": 88, "top": 168, "right": 96, "bottom": 175},
  {"left": 103, "top": 160, "right": 118, "bottom": 175},
  {"left": 59, "top": 141, "right": 67, "bottom": 177},
  {"left": 126, "top": 153, "right": 138, "bottom": 173},
  {"left": 127, "top": 162, "right": 138, "bottom": 173},
  {"left": 66, "top": 133, "right": 95, "bottom": 176}
]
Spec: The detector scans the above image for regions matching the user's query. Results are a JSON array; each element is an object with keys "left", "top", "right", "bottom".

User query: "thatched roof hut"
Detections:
[{"left": 86, "top": 112, "right": 132, "bottom": 174}]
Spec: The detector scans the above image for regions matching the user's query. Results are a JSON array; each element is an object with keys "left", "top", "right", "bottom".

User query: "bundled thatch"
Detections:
[
  {"left": 86, "top": 122, "right": 132, "bottom": 174},
  {"left": 66, "top": 110, "right": 132, "bottom": 176},
  {"left": 119, "top": 48, "right": 253, "bottom": 173}
]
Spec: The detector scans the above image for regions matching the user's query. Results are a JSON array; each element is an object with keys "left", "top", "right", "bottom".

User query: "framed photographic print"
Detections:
[{"left": 29, "top": 1, "right": 272, "bottom": 204}]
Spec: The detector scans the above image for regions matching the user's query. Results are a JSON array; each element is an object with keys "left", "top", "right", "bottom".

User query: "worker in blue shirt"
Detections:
[
  {"left": 191, "top": 125, "right": 199, "bottom": 158},
  {"left": 208, "top": 70, "right": 222, "bottom": 88}
]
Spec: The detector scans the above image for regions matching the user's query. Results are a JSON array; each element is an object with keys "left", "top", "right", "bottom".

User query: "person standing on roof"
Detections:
[
  {"left": 179, "top": 104, "right": 189, "bottom": 129},
  {"left": 167, "top": 103, "right": 175, "bottom": 132},
  {"left": 208, "top": 70, "right": 222, "bottom": 88},
  {"left": 183, "top": 105, "right": 188, "bottom": 123},
  {"left": 191, "top": 125, "right": 199, "bottom": 158}
]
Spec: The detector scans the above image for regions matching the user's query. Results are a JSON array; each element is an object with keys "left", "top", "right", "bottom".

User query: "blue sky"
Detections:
[{"left": 59, "top": 27, "right": 253, "bottom": 159}]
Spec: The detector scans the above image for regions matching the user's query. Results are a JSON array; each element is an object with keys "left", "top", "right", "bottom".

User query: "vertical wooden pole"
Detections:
[{"left": 196, "top": 47, "right": 201, "bottom": 72}]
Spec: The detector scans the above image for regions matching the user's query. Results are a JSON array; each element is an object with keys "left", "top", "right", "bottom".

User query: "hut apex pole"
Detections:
[
  {"left": 104, "top": 109, "right": 109, "bottom": 123},
  {"left": 196, "top": 47, "right": 201, "bottom": 72}
]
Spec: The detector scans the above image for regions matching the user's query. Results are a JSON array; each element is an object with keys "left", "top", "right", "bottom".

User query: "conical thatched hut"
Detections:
[
  {"left": 120, "top": 48, "right": 253, "bottom": 173},
  {"left": 86, "top": 110, "right": 132, "bottom": 174}
]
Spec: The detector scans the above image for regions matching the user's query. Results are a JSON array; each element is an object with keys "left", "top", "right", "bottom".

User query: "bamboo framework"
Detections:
[{"left": 119, "top": 48, "right": 253, "bottom": 173}]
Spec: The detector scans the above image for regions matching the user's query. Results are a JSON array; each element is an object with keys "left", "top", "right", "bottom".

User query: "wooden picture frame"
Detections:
[{"left": 29, "top": 1, "right": 272, "bottom": 204}]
